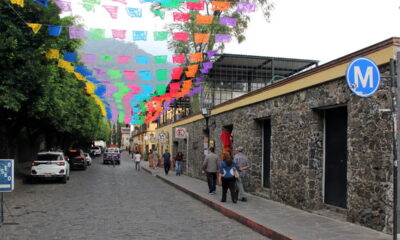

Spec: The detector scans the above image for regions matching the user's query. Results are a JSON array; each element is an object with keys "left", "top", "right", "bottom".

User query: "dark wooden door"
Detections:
[{"left": 263, "top": 119, "right": 271, "bottom": 188}]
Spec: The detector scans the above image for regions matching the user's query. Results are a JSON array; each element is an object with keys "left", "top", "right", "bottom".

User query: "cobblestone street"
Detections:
[{"left": 0, "top": 153, "right": 266, "bottom": 240}]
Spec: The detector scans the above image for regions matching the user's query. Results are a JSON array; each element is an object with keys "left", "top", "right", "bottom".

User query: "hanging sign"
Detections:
[
  {"left": 346, "top": 57, "right": 381, "bottom": 97},
  {"left": 175, "top": 127, "right": 187, "bottom": 139}
]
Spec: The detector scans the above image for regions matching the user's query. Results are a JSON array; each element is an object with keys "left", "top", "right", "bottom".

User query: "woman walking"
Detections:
[
  {"left": 218, "top": 151, "right": 242, "bottom": 203},
  {"left": 174, "top": 152, "right": 184, "bottom": 176},
  {"left": 153, "top": 149, "right": 158, "bottom": 169},
  {"left": 148, "top": 149, "right": 154, "bottom": 169}
]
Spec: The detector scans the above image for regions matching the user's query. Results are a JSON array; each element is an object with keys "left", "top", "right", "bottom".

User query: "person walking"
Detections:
[
  {"left": 233, "top": 146, "right": 250, "bottom": 202},
  {"left": 174, "top": 152, "right": 184, "bottom": 176},
  {"left": 153, "top": 149, "right": 159, "bottom": 169},
  {"left": 202, "top": 147, "right": 219, "bottom": 194},
  {"left": 134, "top": 150, "right": 141, "bottom": 171},
  {"left": 218, "top": 151, "right": 242, "bottom": 203},
  {"left": 148, "top": 149, "right": 154, "bottom": 169},
  {"left": 162, "top": 149, "right": 171, "bottom": 175}
]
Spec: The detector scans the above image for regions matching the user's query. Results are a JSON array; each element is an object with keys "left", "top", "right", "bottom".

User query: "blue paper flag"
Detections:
[
  {"left": 86, "top": 77, "right": 102, "bottom": 84},
  {"left": 133, "top": 31, "right": 147, "bottom": 41},
  {"left": 95, "top": 85, "right": 106, "bottom": 98},
  {"left": 48, "top": 25, "right": 62, "bottom": 36},
  {"left": 34, "top": 0, "right": 48, "bottom": 7},
  {"left": 63, "top": 51, "right": 78, "bottom": 62},
  {"left": 126, "top": 8, "right": 142, "bottom": 17},
  {"left": 74, "top": 65, "right": 93, "bottom": 76},
  {"left": 138, "top": 70, "right": 152, "bottom": 80},
  {"left": 136, "top": 56, "right": 150, "bottom": 64}
]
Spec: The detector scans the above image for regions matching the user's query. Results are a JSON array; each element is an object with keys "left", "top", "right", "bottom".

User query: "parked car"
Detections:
[
  {"left": 90, "top": 146, "right": 102, "bottom": 156},
  {"left": 103, "top": 148, "right": 121, "bottom": 165},
  {"left": 84, "top": 153, "right": 92, "bottom": 166},
  {"left": 65, "top": 149, "right": 87, "bottom": 170},
  {"left": 31, "top": 151, "right": 70, "bottom": 183}
]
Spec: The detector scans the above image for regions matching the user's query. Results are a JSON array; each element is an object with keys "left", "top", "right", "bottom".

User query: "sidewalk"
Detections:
[{"left": 141, "top": 162, "right": 391, "bottom": 240}]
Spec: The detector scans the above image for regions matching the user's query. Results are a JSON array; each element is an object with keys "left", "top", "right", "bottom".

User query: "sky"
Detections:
[{"left": 67, "top": 0, "right": 400, "bottom": 64}]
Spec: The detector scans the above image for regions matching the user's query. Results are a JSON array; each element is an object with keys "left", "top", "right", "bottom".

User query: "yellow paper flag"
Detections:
[
  {"left": 11, "top": 0, "right": 24, "bottom": 7},
  {"left": 26, "top": 23, "right": 42, "bottom": 34},
  {"left": 58, "top": 59, "right": 74, "bottom": 73},
  {"left": 45, "top": 48, "right": 59, "bottom": 59},
  {"left": 74, "top": 72, "right": 86, "bottom": 81}
]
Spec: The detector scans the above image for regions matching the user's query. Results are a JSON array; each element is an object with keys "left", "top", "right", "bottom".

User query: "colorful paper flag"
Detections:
[
  {"left": 93, "top": 67, "right": 106, "bottom": 77},
  {"left": 103, "top": 5, "right": 119, "bottom": 19},
  {"left": 194, "top": 33, "right": 209, "bottom": 43},
  {"left": 133, "top": 31, "right": 147, "bottom": 41},
  {"left": 215, "top": 34, "right": 231, "bottom": 43},
  {"left": 174, "top": 32, "right": 189, "bottom": 41},
  {"left": 107, "top": 69, "right": 123, "bottom": 79},
  {"left": 112, "top": 29, "right": 126, "bottom": 39},
  {"left": 138, "top": 71, "right": 152, "bottom": 81},
  {"left": 81, "top": 3, "right": 95, "bottom": 12},
  {"left": 123, "top": 71, "right": 136, "bottom": 81},
  {"left": 55, "top": 0, "right": 71, "bottom": 12},
  {"left": 82, "top": 53, "right": 96, "bottom": 64},
  {"left": 34, "top": 0, "right": 48, "bottom": 7},
  {"left": 172, "top": 54, "right": 185, "bottom": 64},
  {"left": 112, "top": 0, "right": 127, "bottom": 4},
  {"left": 89, "top": 28, "right": 105, "bottom": 40},
  {"left": 219, "top": 17, "right": 237, "bottom": 27},
  {"left": 101, "top": 55, "right": 113, "bottom": 62},
  {"left": 151, "top": 9, "right": 165, "bottom": 19},
  {"left": 11, "top": 0, "right": 24, "bottom": 7},
  {"left": 117, "top": 56, "right": 130, "bottom": 64},
  {"left": 136, "top": 56, "right": 150, "bottom": 64},
  {"left": 27, "top": 23, "right": 42, "bottom": 34},
  {"left": 207, "top": 50, "right": 218, "bottom": 58},
  {"left": 48, "top": 25, "right": 62, "bottom": 36},
  {"left": 154, "top": 55, "right": 167, "bottom": 64},
  {"left": 237, "top": 2, "right": 256, "bottom": 12},
  {"left": 171, "top": 67, "right": 183, "bottom": 80},
  {"left": 211, "top": 1, "right": 230, "bottom": 11},
  {"left": 154, "top": 31, "right": 168, "bottom": 41},
  {"left": 185, "top": 64, "right": 198, "bottom": 77},
  {"left": 173, "top": 12, "right": 190, "bottom": 22},
  {"left": 196, "top": 15, "right": 213, "bottom": 24},
  {"left": 186, "top": 1, "right": 204, "bottom": 10},
  {"left": 156, "top": 84, "right": 167, "bottom": 95},
  {"left": 45, "top": 48, "right": 59, "bottom": 59},
  {"left": 190, "top": 52, "right": 203, "bottom": 63},
  {"left": 156, "top": 69, "right": 167, "bottom": 81},
  {"left": 126, "top": 8, "right": 142, "bottom": 17},
  {"left": 63, "top": 51, "right": 78, "bottom": 62},
  {"left": 69, "top": 27, "right": 85, "bottom": 39}
]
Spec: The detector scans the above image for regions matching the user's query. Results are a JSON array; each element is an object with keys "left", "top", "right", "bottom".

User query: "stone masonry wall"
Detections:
[{"left": 173, "top": 63, "right": 394, "bottom": 233}]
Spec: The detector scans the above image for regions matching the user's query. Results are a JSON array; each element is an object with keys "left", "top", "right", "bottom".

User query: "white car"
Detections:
[
  {"left": 90, "top": 146, "right": 102, "bottom": 156},
  {"left": 31, "top": 151, "right": 70, "bottom": 183},
  {"left": 84, "top": 153, "right": 92, "bottom": 166}
]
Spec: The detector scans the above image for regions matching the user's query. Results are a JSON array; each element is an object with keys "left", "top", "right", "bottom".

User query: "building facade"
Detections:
[{"left": 155, "top": 38, "right": 400, "bottom": 233}]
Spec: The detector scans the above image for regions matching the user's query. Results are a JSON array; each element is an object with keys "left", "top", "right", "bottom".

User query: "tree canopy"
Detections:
[{"left": 0, "top": 1, "right": 109, "bottom": 149}]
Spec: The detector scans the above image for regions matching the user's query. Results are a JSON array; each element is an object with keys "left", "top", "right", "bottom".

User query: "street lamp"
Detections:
[{"left": 201, "top": 107, "right": 211, "bottom": 153}]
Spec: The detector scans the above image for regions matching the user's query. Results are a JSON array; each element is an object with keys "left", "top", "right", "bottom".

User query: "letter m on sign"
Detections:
[{"left": 354, "top": 66, "right": 373, "bottom": 88}]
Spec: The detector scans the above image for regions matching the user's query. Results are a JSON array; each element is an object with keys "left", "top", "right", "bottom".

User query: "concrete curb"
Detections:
[{"left": 142, "top": 166, "right": 292, "bottom": 240}]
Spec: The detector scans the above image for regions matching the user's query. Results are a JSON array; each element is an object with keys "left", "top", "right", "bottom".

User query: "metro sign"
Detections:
[{"left": 346, "top": 57, "right": 381, "bottom": 97}]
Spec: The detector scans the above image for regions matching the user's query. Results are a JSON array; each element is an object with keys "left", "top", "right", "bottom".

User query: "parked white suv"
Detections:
[{"left": 31, "top": 152, "right": 70, "bottom": 183}]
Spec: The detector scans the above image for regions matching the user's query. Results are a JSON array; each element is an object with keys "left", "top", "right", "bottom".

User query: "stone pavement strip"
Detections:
[{"left": 142, "top": 162, "right": 391, "bottom": 240}]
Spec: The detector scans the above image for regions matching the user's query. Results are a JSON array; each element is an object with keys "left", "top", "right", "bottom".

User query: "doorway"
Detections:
[
  {"left": 324, "top": 107, "right": 347, "bottom": 208},
  {"left": 262, "top": 119, "right": 271, "bottom": 188}
]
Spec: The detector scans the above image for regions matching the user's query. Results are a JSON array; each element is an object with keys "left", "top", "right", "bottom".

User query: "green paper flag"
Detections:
[
  {"left": 161, "top": 0, "right": 180, "bottom": 9},
  {"left": 151, "top": 9, "right": 165, "bottom": 19},
  {"left": 156, "top": 84, "right": 167, "bottom": 95},
  {"left": 117, "top": 104, "right": 125, "bottom": 110},
  {"left": 118, "top": 112, "right": 125, "bottom": 123},
  {"left": 154, "top": 31, "right": 168, "bottom": 41},
  {"left": 156, "top": 69, "right": 168, "bottom": 81},
  {"left": 108, "top": 69, "right": 123, "bottom": 79},
  {"left": 154, "top": 55, "right": 167, "bottom": 64},
  {"left": 102, "top": 55, "right": 112, "bottom": 62},
  {"left": 90, "top": 28, "right": 105, "bottom": 40}
]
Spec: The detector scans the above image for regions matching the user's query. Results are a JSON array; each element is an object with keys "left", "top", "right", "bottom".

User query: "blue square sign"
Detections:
[{"left": 0, "top": 160, "right": 14, "bottom": 192}]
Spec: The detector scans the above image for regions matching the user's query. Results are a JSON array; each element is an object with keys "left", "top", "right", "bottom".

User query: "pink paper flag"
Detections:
[
  {"left": 219, "top": 17, "right": 237, "bottom": 27},
  {"left": 124, "top": 109, "right": 132, "bottom": 124},
  {"left": 173, "top": 32, "right": 189, "bottom": 41},
  {"left": 118, "top": 56, "right": 131, "bottom": 64},
  {"left": 173, "top": 12, "right": 190, "bottom": 22},
  {"left": 186, "top": 1, "right": 204, "bottom": 10},
  {"left": 82, "top": 53, "right": 96, "bottom": 64},
  {"left": 112, "top": 29, "right": 126, "bottom": 39},
  {"left": 207, "top": 50, "right": 218, "bottom": 58},
  {"left": 112, "top": 0, "right": 127, "bottom": 4},
  {"left": 69, "top": 27, "right": 84, "bottom": 39},
  {"left": 236, "top": 2, "right": 256, "bottom": 12},
  {"left": 173, "top": 54, "right": 185, "bottom": 64},
  {"left": 103, "top": 5, "right": 119, "bottom": 19},
  {"left": 123, "top": 70, "right": 136, "bottom": 81},
  {"left": 55, "top": 0, "right": 72, "bottom": 12},
  {"left": 93, "top": 67, "right": 107, "bottom": 77},
  {"left": 215, "top": 34, "right": 231, "bottom": 43}
]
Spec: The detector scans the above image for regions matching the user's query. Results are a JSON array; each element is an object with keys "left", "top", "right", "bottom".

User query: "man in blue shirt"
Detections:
[{"left": 162, "top": 149, "right": 171, "bottom": 175}]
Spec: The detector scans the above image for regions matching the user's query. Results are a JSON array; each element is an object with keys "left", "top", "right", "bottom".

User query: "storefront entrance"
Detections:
[
  {"left": 262, "top": 119, "right": 271, "bottom": 188},
  {"left": 324, "top": 107, "right": 347, "bottom": 208}
]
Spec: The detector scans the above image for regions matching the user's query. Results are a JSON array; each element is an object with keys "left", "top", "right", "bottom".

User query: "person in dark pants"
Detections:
[
  {"left": 218, "top": 151, "right": 242, "bottom": 203},
  {"left": 201, "top": 147, "right": 219, "bottom": 194},
  {"left": 162, "top": 149, "right": 171, "bottom": 175}
]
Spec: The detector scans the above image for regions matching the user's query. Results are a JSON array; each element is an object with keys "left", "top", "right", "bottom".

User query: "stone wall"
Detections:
[{"left": 172, "top": 63, "right": 394, "bottom": 233}]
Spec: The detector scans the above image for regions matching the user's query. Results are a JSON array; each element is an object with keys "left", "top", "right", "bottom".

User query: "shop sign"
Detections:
[{"left": 346, "top": 57, "right": 381, "bottom": 97}]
